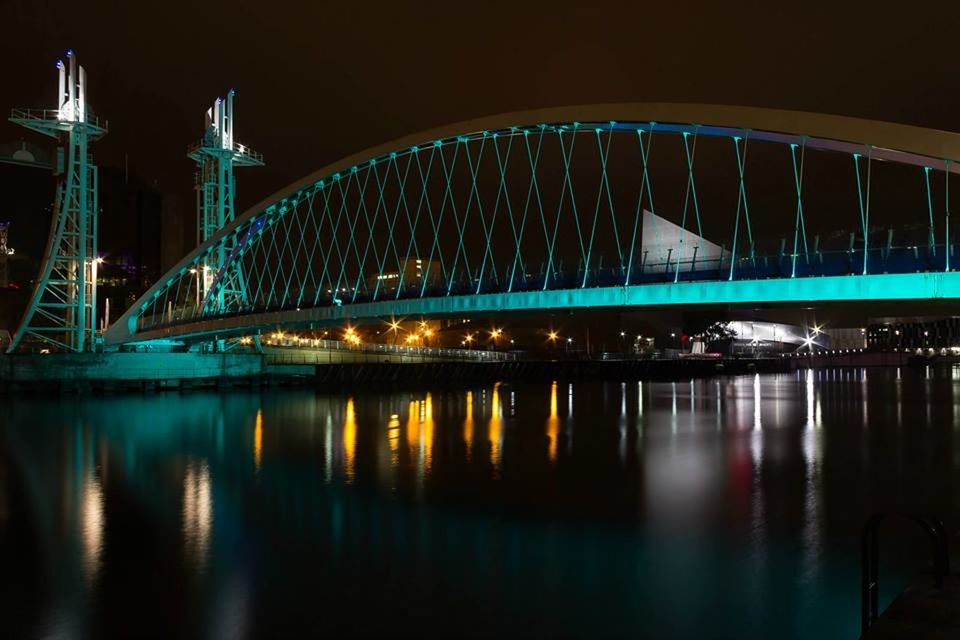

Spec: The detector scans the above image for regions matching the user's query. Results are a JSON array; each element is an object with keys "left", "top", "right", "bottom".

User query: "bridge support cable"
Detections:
[
  {"left": 510, "top": 126, "right": 547, "bottom": 292},
  {"left": 316, "top": 184, "right": 349, "bottom": 303},
  {"left": 330, "top": 169, "right": 371, "bottom": 303},
  {"left": 263, "top": 201, "right": 303, "bottom": 310},
  {"left": 296, "top": 192, "right": 325, "bottom": 308},
  {"left": 924, "top": 166, "right": 936, "bottom": 257},
  {"left": 584, "top": 122, "right": 621, "bottom": 287},
  {"left": 625, "top": 126, "right": 657, "bottom": 286},
  {"left": 477, "top": 132, "right": 516, "bottom": 295},
  {"left": 790, "top": 139, "right": 810, "bottom": 278},
  {"left": 351, "top": 158, "right": 390, "bottom": 303},
  {"left": 729, "top": 133, "right": 755, "bottom": 281},
  {"left": 313, "top": 188, "right": 340, "bottom": 305},
  {"left": 420, "top": 141, "right": 457, "bottom": 297},
  {"left": 395, "top": 147, "right": 432, "bottom": 300},
  {"left": 675, "top": 127, "right": 704, "bottom": 283},
  {"left": 447, "top": 135, "right": 487, "bottom": 295},
  {"left": 853, "top": 148, "right": 873, "bottom": 275},
  {"left": 373, "top": 154, "right": 413, "bottom": 302},
  {"left": 286, "top": 194, "right": 319, "bottom": 308},
  {"left": 545, "top": 124, "right": 586, "bottom": 290},
  {"left": 946, "top": 160, "right": 952, "bottom": 272}
]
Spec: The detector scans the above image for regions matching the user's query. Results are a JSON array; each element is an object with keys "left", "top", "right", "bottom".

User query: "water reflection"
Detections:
[
  {"left": 253, "top": 408, "right": 263, "bottom": 471},
  {"left": 489, "top": 384, "right": 502, "bottom": 471},
  {"left": 81, "top": 471, "right": 104, "bottom": 586},
  {"left": 547, "top": 381, "right": 559, "bottom": 463},
  {"left": 3, "top": 370, "right": 958, "bottom": 638},
  {"left": 182, "top": 461, "right": 213, "bottom": 571},
  {"left": 343, "top": 397, "right": 356, "bottom": 483},
  {"left": 463, "top": 391, "right": 474, "bottom": 460}
]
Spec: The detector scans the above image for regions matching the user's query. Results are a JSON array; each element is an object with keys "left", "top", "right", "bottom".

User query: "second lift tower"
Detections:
[{"left": 188, "top": 90, "right": 263, "bottom": 310}]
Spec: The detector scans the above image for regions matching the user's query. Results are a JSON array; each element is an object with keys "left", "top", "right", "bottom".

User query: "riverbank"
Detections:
[{"left": 1, "top": 350, "right": 922, "bottom": 394}]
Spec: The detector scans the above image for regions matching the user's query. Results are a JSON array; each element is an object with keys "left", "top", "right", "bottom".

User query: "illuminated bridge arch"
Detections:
[{"left": 106, "top": 103, "right": 960, "bottom": 346}]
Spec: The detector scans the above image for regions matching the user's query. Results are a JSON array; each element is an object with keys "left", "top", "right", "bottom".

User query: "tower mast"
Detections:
[
  {"left": 188, "top": 90, "right": 263, "bottom": 313},
  {"left": 7, "top": 50, "right": 107, "bottom": 353}
]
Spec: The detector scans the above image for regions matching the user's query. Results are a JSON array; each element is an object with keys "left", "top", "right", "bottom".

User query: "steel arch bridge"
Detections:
[{"left": 105, "top": 103, "right": 960, "bottom": 347}]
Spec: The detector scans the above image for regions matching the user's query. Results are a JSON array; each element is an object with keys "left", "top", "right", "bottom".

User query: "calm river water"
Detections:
[{"left": 2, "top": 368, "right": 959, "bottom": 638}]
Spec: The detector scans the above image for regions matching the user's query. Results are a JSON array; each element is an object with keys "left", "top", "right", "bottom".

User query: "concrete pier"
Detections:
[{"left": 0, "top": 352, "right": 264, "bottom": 393}]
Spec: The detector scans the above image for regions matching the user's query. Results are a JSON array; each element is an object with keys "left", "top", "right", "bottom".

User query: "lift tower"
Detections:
[
  {"left": 7, "top": 50, "right": 107, "bottom": 353},
  {"left": 188, "top": 90, "right": 263, "bottom": 313}
]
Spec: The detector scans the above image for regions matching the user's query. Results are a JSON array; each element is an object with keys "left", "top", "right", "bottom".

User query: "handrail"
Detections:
[
  {"left": 10, "top": 107, "right": 109, "bottom": 132},
  {"left": 263, "top": 341, "right": 516, "bottom": 363},
  {"left": 860, "top": 513, "right": 951, "bottom": 637}
]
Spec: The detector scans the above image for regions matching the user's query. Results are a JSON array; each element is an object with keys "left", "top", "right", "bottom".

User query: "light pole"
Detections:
[{"left": 190, "top": 268, "right": 200, "bottom": 308}]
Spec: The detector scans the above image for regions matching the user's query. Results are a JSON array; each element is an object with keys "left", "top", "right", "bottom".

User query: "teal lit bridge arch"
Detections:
[{"left": 105, "top": 103, "right": 960, "bottom": 346}]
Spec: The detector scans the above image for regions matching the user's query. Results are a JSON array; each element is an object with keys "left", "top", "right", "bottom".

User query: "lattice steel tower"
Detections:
[
  {"left": 7, "top": 50, "right": 107, "bottom": 353},
  {"left": 188, "top": 90, "right": 263, "bottom": 312}
]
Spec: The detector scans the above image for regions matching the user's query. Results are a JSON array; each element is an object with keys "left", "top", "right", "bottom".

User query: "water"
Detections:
[{"left": 2, "top": 368, "right": 959, "bottom": 638}]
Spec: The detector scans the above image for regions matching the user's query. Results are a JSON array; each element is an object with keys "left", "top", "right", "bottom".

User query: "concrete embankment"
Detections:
[{"left": 0, "top": 352, "right": 265, "bottom": 393}]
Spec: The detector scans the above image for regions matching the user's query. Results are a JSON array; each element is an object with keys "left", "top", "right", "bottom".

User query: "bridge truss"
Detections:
[{"left": 106, "top": 104, "right": 960, "bottom": 346}]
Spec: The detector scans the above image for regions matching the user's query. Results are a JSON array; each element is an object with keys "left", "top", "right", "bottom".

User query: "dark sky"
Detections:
[{"left": 3, "top": 0, "right": 960, "bottom": 217}]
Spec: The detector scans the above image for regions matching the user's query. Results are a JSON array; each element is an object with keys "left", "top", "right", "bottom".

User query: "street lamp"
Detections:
[
  {"left": 189, "top": 267, "right": 200, "bottom": 307},
  {"left": 387, "top": 319, "right": 401, "bottom": 344}
]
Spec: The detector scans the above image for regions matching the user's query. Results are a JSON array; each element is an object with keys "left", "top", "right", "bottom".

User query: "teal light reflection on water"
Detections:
[{"left": 2, "top": 369, "right": 955, "bottom": 638}]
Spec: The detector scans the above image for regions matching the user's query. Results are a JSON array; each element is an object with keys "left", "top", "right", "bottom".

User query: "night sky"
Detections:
[{"left": 3, "top": 1, "right": 960, "bottom": 221}]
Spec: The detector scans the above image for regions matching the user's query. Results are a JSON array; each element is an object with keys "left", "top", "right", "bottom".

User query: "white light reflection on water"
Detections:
[
  {"left": 715, "top": 379, "right": 721, "bottom": 430},
  {"left": 182, "top": 461, "right": 213, "bottom": 573},
  {"left": 747, "top": 375, "right": 767, "bottom": 604},
  {"left": 324, "top": 414, "right": 333, "bottom": 482},
  {"left": 953, "top": 367, "right": 960, "bottom": 429},
  {"left": 861, "top": 368, "right": 869, "bottom": 428},
  {"left": 81, "top": 472, "right": 104, "bottom": 586},
  {"left": 801, "top": 369, "right": 823, "bottom": 585},
  {"left": 671, "top": 382, "right": 678, "bottom": 433},
  {"left": 619, "top": 382, "right": 628, "bottom": 464},
  {"left": 753, "top": 373, "right": 762, "bottom": 431}
]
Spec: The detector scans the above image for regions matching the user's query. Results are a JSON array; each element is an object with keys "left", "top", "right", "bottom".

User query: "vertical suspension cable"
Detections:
[
  {"left": 729, "top": 133, "right": 751, "bottom": 281},
  {"left": 863, "top": 147, "right": 872, "bottom": 275},
  {"left": 924, "top": 166, "right": 936, "bottom": 257},
  {"left": 790, "top": 139, "right": 808, "bottom": 278},
  {"left": 625, "top": 126, "right": 655, "bottom": 285},
  {"left": 853, "top": 148, "right": 873, "bottom": 275},
  {"left": 946, "top": 160, "right": 952, "bottom": 272},
  {"left": 675, "top": 128, "right": 700, "bottom": 283}
]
